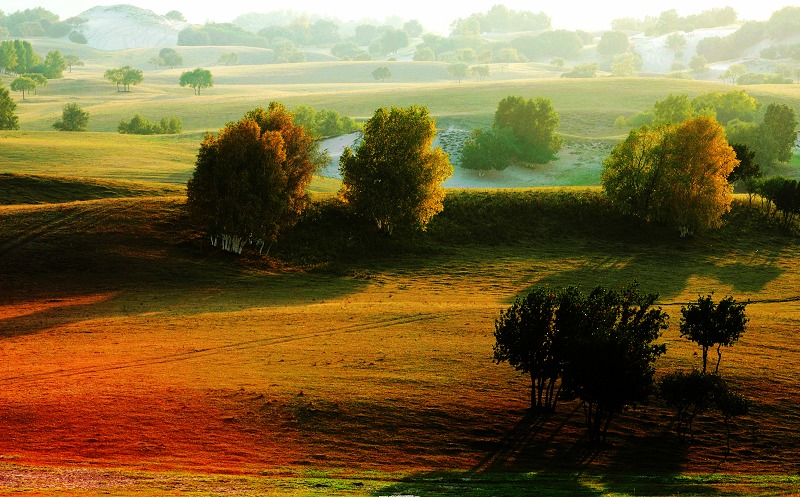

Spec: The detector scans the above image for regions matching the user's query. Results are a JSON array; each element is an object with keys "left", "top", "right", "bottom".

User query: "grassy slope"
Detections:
[{"left": 1, "top": 186, "right": 800, "bottom": 495}]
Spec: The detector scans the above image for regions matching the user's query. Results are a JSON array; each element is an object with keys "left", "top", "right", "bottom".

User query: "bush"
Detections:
[{"left": 118, "top": 114, "right": 183, "bottom": 135}]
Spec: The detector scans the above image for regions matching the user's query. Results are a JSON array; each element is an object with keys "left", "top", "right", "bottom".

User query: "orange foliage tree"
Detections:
[
  {"left": 187, "top": 102, "right": 326, "bottom": 253},
  {"left": 602, "top": 116, "right": 738, "bottom": 235}
]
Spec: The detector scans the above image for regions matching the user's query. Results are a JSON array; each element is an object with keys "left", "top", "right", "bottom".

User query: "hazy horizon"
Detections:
[{"left": 1, "top": 1, "right": 795, "bottom": 34}]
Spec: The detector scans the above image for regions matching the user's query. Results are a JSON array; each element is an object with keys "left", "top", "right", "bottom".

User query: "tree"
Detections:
[
  {"left": 339, "top": 105, "right": 453, "bottom": 235},
  {"left": 187, "top": 103, "right": 325, "bottom": 254},
  {"left": 379, "top": 28, "right": 409, "bottom": 55},
  {"left": 721, "top": 63, "right": 747, "bottom": 84},
  {"left": 602, "top": 117, "right": 738, "bottom": 234},
  {"left": 728, "top": 143, "right": 761, "bottom": 187},
  {"left": 557, "top": 284, "right": 668, "bottom": 443},
  {"left": 550, "top": 57, "right": 564, "bottom": 69},
  {"left": 680, "top": 295, "right": 748, "bottom": 374},
  {"left": 652, "top": 93, "right": 694, "bottom": 126},
  {"left": 659, "top": 370, "right": 724, "bottom": 441},
  {"left": 10, "top": 76, "right": 35, "bottom": 100},
  {"left": 164, "top": 10, "right": 185, "bottom": 22},
  {"left": 597, "top": 31, "right": 630, "bottom": 57},
  {"left": 158, "top": 48, "right": 183, "bottom": 69},
  {"left": 561, "top": 63, "right": 598, "bottom": 78},
  {"left": 611, "top": 52, "right": 641, "bottom": 77},
  {"left": 690, "top": 55, "right": 708, "bottom": 75},
  {"left": 179, "top": 68, "right": 213, "bottom": 95},
  {"left": 493, "top": 96, "right": 563, "bottom": 164},
  {"left": 494, "top": 287, "right": 561, "bottom": 411},
  {"left": 371, "top": 66, "right": 391, "bottom": 82},
  {"left": 471, "top": 64, "right": 490, "bottom": 81},
  {"left": 42, "top": 50, "right": 66, "bottom": 78},
  {"left": 459, "top": 127, "right": 517, "bottom": 174},
  {"left": 759, "top": 103, "right": 798, "bottom": 164},
  {"left": 25, "top": 73, "right": 46, "bottom": 94},
  {"left": 0, "top": 41, "right": 18, "bottom": 73},
  {"left": 497, "top": 48, "right": 519, "bottom": 68},
  {"left": 447, "top": 62, "right": 468, "bottom": 82},
  {"left": 413, "top": 47, "right": 435, "bottom": 61},
  {"left": 403, "top": 19, "right": 424, "bottom": 38},
  {"left": 665, "top": 32, "right": 687, "bottom": 55},
  {"left": 52, "top": 102, "right": 89, "bottom": 131},
  {"left": 691, "top": 90, "right": 758, "bottom": 126},
  {"left": 104, "top": 66, "right": 143, "bottom": 92},
  {"left": 63, "top": 54, "right": 83, "bottom": 72},
  {"left": 218, "top": 52, "right": 239, "bottom": 65},
  {"left": 0, "top": 83, "right": 19, "bottom": 130}
]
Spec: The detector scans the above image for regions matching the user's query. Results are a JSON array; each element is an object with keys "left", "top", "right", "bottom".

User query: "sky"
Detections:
[{"left": 2, "top": 0, "right": 794, "bottom": 33}]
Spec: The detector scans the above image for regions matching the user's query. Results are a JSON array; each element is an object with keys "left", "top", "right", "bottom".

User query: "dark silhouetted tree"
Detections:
[{"left": 680, "top": 295, "right": 748, "bottom": 374}]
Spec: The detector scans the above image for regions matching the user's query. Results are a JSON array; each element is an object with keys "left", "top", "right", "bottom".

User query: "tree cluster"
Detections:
[
  {"left": 495, "top": 288, "right": 751, "bottom": 447},
  {"left": 727, "top": 103, "right": 798, "bottom": 167},
  {"left": 460, "top": 96, "right": 562, "bottom": 174},
  {"left": 291, "top": 105, "right": 361, "bottom": 138},
  {"left": 602, "top": 116, "right": 738, "bottom": 235},
  {"left": 0, "top": 7, "right": 84, "bottom": 39},
  {"left": 754, "top": 176, "right": 800, "bottom": 225},
  {"left": 450, "top": 5, "right": 551, "bottom": 34},
  {"left": 494, "top": 284, "right": 668, "bottom": 443},
  {"left": 187, "top": 103, "right": 325, "bottom": 254},
  {"left": 611, "top": 7, "right": 737, "bottom": 36},
  {"left": 118, "top": 114, "right": 183, "bottom": 135},
  {"left": 104, "top": 66, "right": 143, "bottom": 92},
  {"left": 179, "top": 68, "right": 213, "bottom": 95},
  {"left": 148, "top": 48, "right": 183, "bottom": 69}
]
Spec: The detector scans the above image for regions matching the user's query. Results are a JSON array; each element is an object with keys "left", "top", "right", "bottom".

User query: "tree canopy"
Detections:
[
  {"left": 339, "top": 105, "right": 453, "bottom": 235},
  {"left": 602, "top": 117, "right": 738, "bottom": 234},
  {"left": 52, "top": 102, "right": 89, "bottom": 131},
  {"left": 680, "top": 295, "right": 748, "bottom": 374},
  {"left": 179, "top": 68, "right": 213, "bottom": 95},
  {"left": 187, "top": 103, "right": 325, "bottom": 254},
  {"left": 104, "top": 66, "right": 143, "bottom": 92},
  {"left": 0, "top": 83, "right": 19, "bottom": 130},
  {"left": 494, "top": 96, "right": 563, "bottom": 164}
]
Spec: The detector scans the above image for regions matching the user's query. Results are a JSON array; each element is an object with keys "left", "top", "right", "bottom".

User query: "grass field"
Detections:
[{"left": 1, "top": 37, "right": 800, "bottom": 495}]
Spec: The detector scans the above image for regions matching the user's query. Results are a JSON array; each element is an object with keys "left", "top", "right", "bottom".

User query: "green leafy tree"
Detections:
[
  {"left": 41, "top": 50, "right": 66, "bottom": 78},
  {"left": 728, "top": 103, "right": 799, "bottom": 166},
  {"left": 158, "top": 48, "right": 183, "bottom": 69},
  {"left": 611, "top": 52, "right": 641, "bottom": 77},
  {"left": 0, "top": 83, "right": 20, "bottom": 130},
  {"left": 179, "top": 68, "right": 213, "bottom": 95},
  {"left": 497, "top": 47, "right": 519, "bottom": 68},
  {"left": 63, "top": 54, "right": 83, "bottom": 72},
  {"left": 728, "top": 143, "right": 761, "bottom": 187},
  {"left": 339, "top": 105, "right": 453, "bottom": 235},
  {"left": 413, "top": 47, "right": 435, "bottom": 61},
  {"left": 691, "top": 90, "right": 758, "bottom": 125},
  {"left": 557, "top": 284, "right": 669, "bottom": 443},
  {"left": 187, "top": 103, "right": 324, "bottom": 254},
  {"left": 470, "top": 64, "right": 490, "bottom": 81},
  {"left": 550, "top": 57, "right": 564, "bottom": 69},
  {"left": 602, "top": 117, "right": 738, "bottom": 234},
  {"left": 11, "top": 40, "right": 40, "bottom": 73},
  {"left": 597, "top": 31, "right": 630, "bottom": 57},
  {"left": 652, "top": 93, "right": 694, "bottom": 125},
  {"left": 403, "top": 19, "right": 424, "bottom": 38},
  {"left": 690, "top": 55, "right": 708, "bottom": 75},
  {"left": 164, "top": 10, "right": 185, "bottom": 21},
  {"left": 10, "top": 76, "right": 35, "bottom": 100},
  {"left": 24, "top": 73, "right": 46, "bottom": 94},
  {"left": 447, "top": 62, "right": 468, "bottom": 82},
  {"left": 104, "top": 66, "right": 143, "bottom": 92},
  {"left": 561, "top": 63, "right": 598, "bottom": 78},
  {"left": 379, "top": 28, "right": 409, "bottom": 55},
  {"left": 52, "top": 102, "right": 89, "bottom": 131},
  {"left": 493, "top": 95, "right": 563, "bottom": 164},
  {"left": 680, "top": 295, "right": 748, "bottom": 373},
  {"left": 218, "top": 52, "right": 238, "bottom": 65},
  {"left": 459, "top": 127, "right": 517, "bottom": 174},
  {"left": 0, "top": 41, "right": 19, "bottom": 73},
  {"left": 494, "top": 287, "right": 561, "bottom": 411},
  {"left": 118, "top": 114, "right": 183, "bottom": 134},
  {"left": 371, "top": 66, "right": 391, "bottom": 82}
]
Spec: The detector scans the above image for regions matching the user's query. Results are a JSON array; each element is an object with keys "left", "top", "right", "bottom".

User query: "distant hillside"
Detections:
[{"left": 74, "top": 4, "right": 188, "bottom": 50}]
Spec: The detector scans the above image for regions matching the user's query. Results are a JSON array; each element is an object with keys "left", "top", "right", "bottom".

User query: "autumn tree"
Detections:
[
  {"left": 603, "top": 117, "right": 738, "bottom": 234},
  {"left": 339, "top": 105, "right": 453, "bottom": 235},
  {"left": 179, "top": 68, "right": 213, "bottom": 95},
  {"left": 52, "top": 102, "right": 89, "bottom": 131},
  {"left": 680, "top": 295, "right": 748, "bottom": 374},
  {"left": 0, "top": 82, "right": 19, "bottom": 130},
  {"left": 494, "top": 96, "right": 563, "bottom": 164},
  {"left": 187, "top": 103, "right": 325, "bottom": 254}
]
